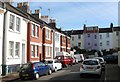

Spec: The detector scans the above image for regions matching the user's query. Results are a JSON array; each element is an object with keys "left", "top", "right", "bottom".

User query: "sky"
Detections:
[{"left": 12, "top": 0, "right": 119, "bottom": 30}]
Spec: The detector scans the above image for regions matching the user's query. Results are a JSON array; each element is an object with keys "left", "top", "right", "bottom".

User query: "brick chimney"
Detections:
[
  {"left": 17, "top": 2, "right": 30, "bottom": 13},
  {"left": 31, "top": 9, "right": 41, "bottom": 19},
  {"left": 110, "top": 23, "right": 113, "bottom": 28},
  {"left": 41, "top": 15, "right": 50, "bottom": 23},
  {"left": 110, "top": 23, "right": 113, "bottom": 31},
  {"left": 49, "top": 18, "right": 56, "bottom": 29}
]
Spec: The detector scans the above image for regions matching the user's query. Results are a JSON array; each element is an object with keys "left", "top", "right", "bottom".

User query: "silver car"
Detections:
[{"left": 80, "top": 59, "right": 102, "bottom": 77}]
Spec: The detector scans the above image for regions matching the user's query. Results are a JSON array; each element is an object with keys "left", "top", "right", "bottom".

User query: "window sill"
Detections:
[
  {"left": 31, "top": 36, "right": 39, "bottom": 39},
  {"left": 31, "top": 56, "right": 39, "bottom": 58}
]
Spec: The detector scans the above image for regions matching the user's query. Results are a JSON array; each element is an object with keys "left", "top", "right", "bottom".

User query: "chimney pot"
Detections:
[
  {"left": 23, "top": 2, "right": 29, "bottom": 6},
  {"left": 35, "top": 9, "right": 40, "bottom": 14},
  {"left": 17, "top": 2, "right": 22, "bottom": 7},
  {"left": 30, "top": 10, "right": 32, "bottom": 14}
]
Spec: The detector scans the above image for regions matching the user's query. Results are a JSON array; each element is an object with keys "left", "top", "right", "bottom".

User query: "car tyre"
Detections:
[
  {"left": 48, "top": 69, "right": 52, "bottom": 75},
  {"left": 80, "top": 74, "right": 83, "bottom": 77},
  {"left": 20, "top": 77, "right": 25, "bottom": 80},
  {"left": 35, "top": 73, "right": 39, "bottom": 80},
  {"left": 54, "top": 67, "right": 57, "bottom": 72}
]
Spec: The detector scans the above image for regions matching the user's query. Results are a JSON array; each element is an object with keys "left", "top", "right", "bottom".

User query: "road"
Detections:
[{"left": 11, "top": 63, "right": 105, "bottom": 82}]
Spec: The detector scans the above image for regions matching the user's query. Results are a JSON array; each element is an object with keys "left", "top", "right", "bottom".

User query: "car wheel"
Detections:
[
  {"left": 80, "top": 74, "right": 83, "bottom": 77},
  {"left": 54, "top": 67, "right": 57, "bottom": 72},
  {"left": 97, "top": 74, "right": 101, "bottom": 78},
  {"left": 48, "top": 69, "right": 52, "bottom": 75},
  {"left": 35, "top": 73, "right": 39, "bottom": 80},
  {"left": 20, "top": 77, "right": 25, "bottom": 80}
]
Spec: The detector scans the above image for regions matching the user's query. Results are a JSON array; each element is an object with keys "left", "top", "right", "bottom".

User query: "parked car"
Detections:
[
  {"left": 55, "top": 55, "right": 73, "bottom": 67},
  {"left": 46, "top": 59, "right": 62, "bottom": 72},
  {"left": 19, "top": 62, "right": 52, "bottom": 80},
  {"left": 103, "top": 55, "right": 118, "bottom": 64},
  {"left": 73, "top": 56, "right": 78, "bottom": 64},
  {"left": 74, "top": 54, "right": 84, "bottom": 62},
  {"left": 93, "top": 57, "right": 106, "bottom": 71},
  {"left": 80, "top": 59, "right": 102, "bottom": 77}
]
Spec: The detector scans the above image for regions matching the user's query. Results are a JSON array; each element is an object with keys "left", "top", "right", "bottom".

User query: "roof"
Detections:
[
  {"left": 99, "top": 28, "right": 112, "bottom": 33},
  {"left": 113, "top": 26, "right": 120, "bottom": 31},
  {"left": 63, "top": 30, "right": 83, "bottom": 35}
]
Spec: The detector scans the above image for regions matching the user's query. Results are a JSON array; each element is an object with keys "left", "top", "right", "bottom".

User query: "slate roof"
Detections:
[
  {"left": 99, "top": 28, "right": 112, "bottom": 33},
  {"left": 113, "top": 26, "right": 120, "bottom": 31},
  {"left": 63, "top": 30, "right": 83, "bottom": 35}
]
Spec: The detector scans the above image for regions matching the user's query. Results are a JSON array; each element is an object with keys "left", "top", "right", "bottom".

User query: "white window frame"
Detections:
[
  {"left": 100, "top": 35, "right": 102, "bottom": 39},
  {"left": 100, "top": 42, "right": 102, "bottom": 46},
  {"left": 46, "top": 29, "right": 50, "bottom": 40},
  {"left": 106, "top": 33, "right": 109, "bottom": 38},
  {"left": 36, "top": 25, "right": 39, "bottom": 37},
  {"left": 9, "top": 14, "right": 14, "bottom": 30},
  {"left": 72, "top": 37, "right": 74, "bottom": 41},
  {"left": 31, "top": 45, "right": 35, "bottom": 57},
  {"left": 78, "top": 42, "right": 81, "bottom": 47},
  {"left": 94, "top": 35, "right": 97, "bottom": 39},
  {"left": 15, "top": 42, "right": 20, "bottom": 57},
  {"left": 35, "top": 45, "right": 39, "bottom": 57},
  {"left": 16, "top": 17, "right": 20, "bottom": 32},
  {"left": 9, "top": 41, "right": 14, "bottom": 58},
  {"left": 116, "top": 32, "right": 119, "bottom": 36},
  {"left": 78, "top": 35, "right": 81, "bottom": 39},
  {"left": 46, "top": 46, "right": 50, "bottom": 57},
  {"left": 32, "top": 24, "right": 35, "bottom": 36},
  {"left": 106, "top": 41, "right": 109, "bottom": 46},
  {"left": 88, "top": 34, "right": 90, "bottom": 37}
]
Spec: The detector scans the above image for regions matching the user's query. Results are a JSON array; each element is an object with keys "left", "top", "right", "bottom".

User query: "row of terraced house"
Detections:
[
  {"left": 0, "top": 2, "right": 71, "bottom": 75},
  {"left": 64, "top": 23, "right": 120, "bottom": 52}
]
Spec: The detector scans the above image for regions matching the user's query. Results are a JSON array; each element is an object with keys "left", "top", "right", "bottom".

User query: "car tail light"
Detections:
[
  {"left": 97, "top": 66, "right": 100, "bottom": 69},
  {"left": 31, "top": 63, "right": 34, "bottom": 69}
]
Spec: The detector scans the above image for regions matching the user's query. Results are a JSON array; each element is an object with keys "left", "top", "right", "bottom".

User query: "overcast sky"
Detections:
[{"left": 12, "top": 0, "right": 119, "bottom": 30}]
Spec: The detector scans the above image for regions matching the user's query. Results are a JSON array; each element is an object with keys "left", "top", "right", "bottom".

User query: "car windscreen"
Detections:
[{"left": 83, "top": 60, "right": 98, "bottom": 65}]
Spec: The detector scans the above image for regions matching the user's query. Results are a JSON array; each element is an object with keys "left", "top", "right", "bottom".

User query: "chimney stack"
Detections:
[
  {"left": 110, "top": 23, "right": 113, "bottom": 28},
  {"left": 35, "top": 9, "right": 40, "bottom": 14},
  {"left": 41, "top": 16, "right": 50, "bottom": 23},
  {"left": 17, "top": 2, "right": 22, "bottom": 7},
  {"left": 17, "top": 2, "right": 30, "bottom": 13},
  {"left": 49, "top": 18, "right": 56, "bottom": 29},
  {"left": 31, "top": 9, "right": 41, "bottom": 19}
]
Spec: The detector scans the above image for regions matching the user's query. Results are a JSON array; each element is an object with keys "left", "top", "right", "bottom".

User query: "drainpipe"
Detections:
[
  {"left": 53, "top": 30, "right": 55, "bottom": 59},
  {"left": 2, "top": 3, "right": 7, "bottom": 75}
]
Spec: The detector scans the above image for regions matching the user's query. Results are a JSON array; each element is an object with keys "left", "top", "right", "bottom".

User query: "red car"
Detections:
[{"left": 55, "top": 55, "right": 73, "bottom": 67}]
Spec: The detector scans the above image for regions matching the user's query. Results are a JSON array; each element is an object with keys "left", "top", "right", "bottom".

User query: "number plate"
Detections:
[{"left": 22, "top": 74, "right": 28, "bottom": 76}]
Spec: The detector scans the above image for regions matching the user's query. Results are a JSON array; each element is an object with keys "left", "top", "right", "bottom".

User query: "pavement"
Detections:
[{"left": 0, "top": 72, "right": 19, "bottom": 82}]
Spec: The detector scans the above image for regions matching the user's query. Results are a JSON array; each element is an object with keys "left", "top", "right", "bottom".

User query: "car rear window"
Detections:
[
  {"left": 47, "top": 61, "right": 53, "bottom": 64},
  {"left": 94, "top": 58, "right": 103, "bottom": 62},
  {"left": 83, "top": 60, "right": 98, "bottom": 65},
  {"left": 21, "top": 63, "right": 32, "bottom": 69}
]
